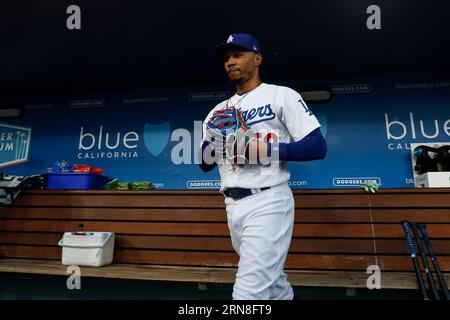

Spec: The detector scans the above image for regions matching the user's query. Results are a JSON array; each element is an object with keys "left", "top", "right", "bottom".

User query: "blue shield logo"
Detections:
[
  {"left": 0, "top": 123, "right": 32, "bottom": 167},
  {"left": 144, "top": 122, "right": 171, "bottom": 156},
  {"left": 317, "top": 115, "right": 327, "bottom": 138}
]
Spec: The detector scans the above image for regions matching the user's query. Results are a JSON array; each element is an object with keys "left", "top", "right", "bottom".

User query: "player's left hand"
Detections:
[
  {"left": 224, "top": 127, "right": 255, "bottom": 165},
  {"left": 247, "top": 139, "right": 269, "bottom": 165}
]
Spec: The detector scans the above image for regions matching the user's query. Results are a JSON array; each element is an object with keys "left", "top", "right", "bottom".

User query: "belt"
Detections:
[{"left": 223, "top": 187, "right": 270, "bottom": 201}]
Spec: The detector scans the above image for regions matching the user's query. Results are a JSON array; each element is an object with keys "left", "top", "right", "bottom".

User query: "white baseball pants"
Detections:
[{"left": 224, "top": 182, "right": 295, "bottom": 300}]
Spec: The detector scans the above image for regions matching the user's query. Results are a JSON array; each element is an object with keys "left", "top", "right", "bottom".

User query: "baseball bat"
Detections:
[
  {"left": 410, "top": 222, "right": 440, "bottom": 300},
  {"left": 418, "top": 223, "right": 450, "bottom": 300},
  {"left": 401, "top": 221, "right": 428, "bottom": 300}
]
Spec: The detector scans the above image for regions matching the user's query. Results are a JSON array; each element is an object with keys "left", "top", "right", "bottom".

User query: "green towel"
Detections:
[{"left": 103, "top": 179, "right": 155, "bottom": 190}]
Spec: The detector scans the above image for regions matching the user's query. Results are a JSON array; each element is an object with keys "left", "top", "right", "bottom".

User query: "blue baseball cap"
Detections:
[{"left": 213, "top": 33, "right": 261, "bottom": 57}]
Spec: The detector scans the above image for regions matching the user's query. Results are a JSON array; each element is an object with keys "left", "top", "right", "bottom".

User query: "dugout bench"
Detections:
[{"left": 0, "top": 188, "right": 449, "bottom": 294}]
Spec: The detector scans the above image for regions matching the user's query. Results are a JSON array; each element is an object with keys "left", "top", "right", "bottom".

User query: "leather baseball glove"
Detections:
[{"left": 206, "top": 106, "right": 255, "bottom": 164}]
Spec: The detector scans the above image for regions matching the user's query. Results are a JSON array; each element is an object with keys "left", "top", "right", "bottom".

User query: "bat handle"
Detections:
[{"left": 401, "top": 221, "right": 416, "bottom": 256}]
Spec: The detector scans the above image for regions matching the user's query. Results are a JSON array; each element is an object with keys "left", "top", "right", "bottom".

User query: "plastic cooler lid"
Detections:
[{"left": 64, "top": 231, "right": 113, "bottom": 238}]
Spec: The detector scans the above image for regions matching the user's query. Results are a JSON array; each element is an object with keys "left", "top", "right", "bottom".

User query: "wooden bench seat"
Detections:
[
  {"left": 1, "top": 188, "right": 450, "bottom": 291},
  {"left": 0, "top": 258, "right": 426, "bottom": 289}
]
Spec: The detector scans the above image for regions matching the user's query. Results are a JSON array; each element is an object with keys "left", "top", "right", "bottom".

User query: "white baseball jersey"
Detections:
[{"left": 202, "top": 82, "right": 321, "bottom": 191}]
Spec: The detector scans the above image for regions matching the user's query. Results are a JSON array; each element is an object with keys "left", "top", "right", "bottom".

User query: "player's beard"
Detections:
[
  {"left": 228, "top": 66, "right": 257, "bottom": 86},
  {"left": 228, "top": 70, "right": 246, "bottom": 85},
  {"left": 230, "top": 77, "right": 243, "bottom": 85}
]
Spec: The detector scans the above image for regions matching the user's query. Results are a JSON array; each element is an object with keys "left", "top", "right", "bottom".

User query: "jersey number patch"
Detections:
[{"left": 299, "top": 99, "right": 313, "bottom": 116}]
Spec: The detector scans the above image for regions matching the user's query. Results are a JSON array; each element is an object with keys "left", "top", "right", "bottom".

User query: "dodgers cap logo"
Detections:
[{"left": 214, "top": 33, "right": 261, "bottom": 57}]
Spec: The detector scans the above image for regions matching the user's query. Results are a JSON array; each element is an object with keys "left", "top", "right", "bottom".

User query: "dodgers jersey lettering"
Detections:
[{"left": 202, "top": 83, "right": 321, "bottom": 191}]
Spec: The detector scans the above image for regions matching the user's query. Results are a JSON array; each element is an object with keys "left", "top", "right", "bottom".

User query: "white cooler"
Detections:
[
  {"left": 58, "top": 231, "right": 115, "bottom": 267},
  {"left": 414, "top": 172, "right": 450, "bottom": 188}
]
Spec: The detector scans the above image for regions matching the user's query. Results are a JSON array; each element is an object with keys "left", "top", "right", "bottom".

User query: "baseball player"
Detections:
[{"left": 200, "top": 33, "right": 327, "bottom": 300}]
